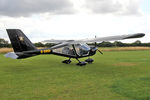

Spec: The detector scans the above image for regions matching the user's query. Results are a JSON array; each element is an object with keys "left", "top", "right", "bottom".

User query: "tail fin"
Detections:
[{"left": 6, "top": 29, "right": 37, "bottom": 52}]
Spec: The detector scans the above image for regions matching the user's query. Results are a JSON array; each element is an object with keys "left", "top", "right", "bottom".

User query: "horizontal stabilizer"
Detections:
[{"left": 5, "top": 52, "right": 18, "bottom": 59}]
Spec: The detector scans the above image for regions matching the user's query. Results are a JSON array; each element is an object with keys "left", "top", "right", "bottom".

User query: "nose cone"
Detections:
[
  {"left": 89, "top": 47, "right": 97, "bottom": 56},
  {"left": 91, "top": 47, "right": 97, "bottom": 52}
]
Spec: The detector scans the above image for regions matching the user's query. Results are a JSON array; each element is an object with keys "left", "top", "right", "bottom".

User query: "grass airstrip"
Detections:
[{"left": 0, "top": 47, "right": 150, "bottom": 100}]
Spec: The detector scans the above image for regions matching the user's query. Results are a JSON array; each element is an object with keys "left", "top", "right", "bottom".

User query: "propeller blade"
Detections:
[
  {"left": 94, "top": 35, "right": 103, "bottom": 55},
  {"left": 97, "top": 49, "right": 103, "bottom": 55}
]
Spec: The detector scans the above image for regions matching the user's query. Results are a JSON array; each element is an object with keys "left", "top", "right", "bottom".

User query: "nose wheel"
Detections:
[
  {"left": 76, "top": 62, "right": 87, "bottom": 66},
  {"left": 76, "top": 58, "right": 87, "bottom": 66}
]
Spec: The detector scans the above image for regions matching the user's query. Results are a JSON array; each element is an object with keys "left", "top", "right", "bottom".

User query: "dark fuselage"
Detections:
[{"left": 16, "top": 46, "right": 97, "bottom": 59}]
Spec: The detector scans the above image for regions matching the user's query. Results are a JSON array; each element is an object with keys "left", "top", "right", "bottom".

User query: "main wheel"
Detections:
[
  {"left": 62, "top": 60, "right": 71, "bottom": 64},
  {"left": 76, "top": 62, "right": 87, "bottom": 66},
  {"left": 85, "top": 58, "right": 94, "bottom": 64}
]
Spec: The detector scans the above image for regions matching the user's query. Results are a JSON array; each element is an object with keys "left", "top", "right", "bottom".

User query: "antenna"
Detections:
[{"left": 95, "top": 35, "right": 97, "bottom": 47}]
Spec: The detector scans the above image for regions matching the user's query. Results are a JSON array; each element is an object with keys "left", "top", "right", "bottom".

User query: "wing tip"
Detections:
[{"left": 124, "top": 33, "right": 145, "bottom": 39}]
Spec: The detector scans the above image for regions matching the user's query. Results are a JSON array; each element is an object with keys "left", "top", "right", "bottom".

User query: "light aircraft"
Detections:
[{"left": 5, "top": 29, "right": 145, "bottom": 66}]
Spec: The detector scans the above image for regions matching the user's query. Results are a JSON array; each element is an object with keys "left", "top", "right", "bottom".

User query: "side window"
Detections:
[
  {"left": 62, "top": 46, "right": 75, "bottom": 55},
  {"left": 53, "top": 45, "right": 75, "bottom": 56}
]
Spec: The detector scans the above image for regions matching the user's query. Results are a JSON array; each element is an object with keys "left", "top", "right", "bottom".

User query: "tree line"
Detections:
[{"left": 0, "top": 38, "right": 150, "bottom": 48}]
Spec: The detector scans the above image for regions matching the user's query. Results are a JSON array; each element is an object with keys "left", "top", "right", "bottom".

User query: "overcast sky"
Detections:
[{"left": 0, "top": 0, "right": 149, "bottom": 43}]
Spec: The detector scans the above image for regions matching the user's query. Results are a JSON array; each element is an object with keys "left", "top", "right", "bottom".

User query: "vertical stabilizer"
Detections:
[{"left": 6, "top": 29, "right": 37, "bottom": 52}]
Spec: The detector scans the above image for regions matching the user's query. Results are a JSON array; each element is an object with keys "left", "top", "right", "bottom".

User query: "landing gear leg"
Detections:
[
  {"left": 76, "top": 58, "right": 87, "bottom": 66},
  {"left": 85, "top": 57, "right": 94, "bottom": 64},
  {"left": 62, "top": 58, "right": 72, "bottom": 64}
]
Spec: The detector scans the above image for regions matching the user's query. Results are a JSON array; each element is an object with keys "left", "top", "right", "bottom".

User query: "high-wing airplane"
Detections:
[{"left": 5, "top": 29, "right": 145, "bottom": 66}]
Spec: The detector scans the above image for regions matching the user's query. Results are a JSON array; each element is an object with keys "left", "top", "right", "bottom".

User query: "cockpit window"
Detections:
[
  {"left": 52, "top": 43, "right": 90, "bottom": 56},
  {"left": 62, "top": 46, "right": 75, "bottom": 55},
  {"left": 53, "top": 45, "right": 75, "bottom": 56}
]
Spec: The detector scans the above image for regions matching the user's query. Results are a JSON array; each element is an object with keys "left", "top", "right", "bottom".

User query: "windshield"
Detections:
[
  {"left": 74, "top": 43, "right": 90, "bottom": 56},
  {"left": 80, "top": 44, "right": 90, "bottom": 51}
]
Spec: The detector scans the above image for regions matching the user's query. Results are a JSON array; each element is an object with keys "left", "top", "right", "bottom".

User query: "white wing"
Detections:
[
  {"left": 74, "top": 33, "right": 145, "bottom": 44},
  {"left": 42, "top": 39, "right": 73, "bottom": 44},
  {"left": 46, "top": 33, "right": 145, "bottom": 49}
]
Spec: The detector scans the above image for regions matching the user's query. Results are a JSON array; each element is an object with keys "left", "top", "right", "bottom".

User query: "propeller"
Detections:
[
  {"left": 94, "top": 35, "right": 103, "bottom": 55},
  {"left": 97, "top": 49, "right": 103, "bottom": 55}
]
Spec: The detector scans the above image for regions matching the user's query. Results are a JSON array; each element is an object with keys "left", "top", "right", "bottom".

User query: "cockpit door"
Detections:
[{"left": 53, "top": 45, "right": 76, "bottom": 56}]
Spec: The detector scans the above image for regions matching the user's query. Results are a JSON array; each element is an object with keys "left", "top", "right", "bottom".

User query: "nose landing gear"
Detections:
[{"left": 76, "top": 58, "right": 87, "bottom": 66}]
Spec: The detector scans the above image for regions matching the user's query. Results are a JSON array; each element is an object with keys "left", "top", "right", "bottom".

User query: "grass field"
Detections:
[{"left": 0, "top": 50, "right": 150, "bottom": 100}]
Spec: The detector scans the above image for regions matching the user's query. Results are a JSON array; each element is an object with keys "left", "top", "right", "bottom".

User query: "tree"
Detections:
[
  {"left": 34, "top": 42, "right": 45, "bottom": 47},
  {"left": 44, "top": 43, "right": 55, "bottom": 47},
  {"left": 98, "top": 41, "right": 114, "bottom": 47},
  {"left": 132, "top": 40, "right": 142, "bottom": 46},
  {"left": 0, "top": 38, "right": 9, "bottom": 47},
  {"left": 114, "top": 41, "right": 125, "bottom": 47}
]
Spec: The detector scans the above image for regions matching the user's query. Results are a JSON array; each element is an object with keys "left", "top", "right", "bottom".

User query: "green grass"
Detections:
[{"left": 0, "top": 51, "right": 150, "bottom": 100}]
